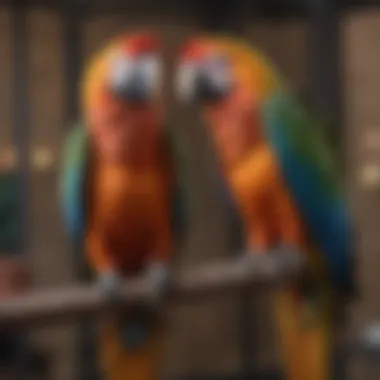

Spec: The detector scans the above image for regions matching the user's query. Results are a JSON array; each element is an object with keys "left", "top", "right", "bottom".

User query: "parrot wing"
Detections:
[
  {"left": 263, "top": 89, "right": 354, "bottom": 295},
  {"left": 59, "top": 122, "right": 91, "bottom": 245},
  {"left": 59, "top": 122, "right": 189, "bottom": 251}
]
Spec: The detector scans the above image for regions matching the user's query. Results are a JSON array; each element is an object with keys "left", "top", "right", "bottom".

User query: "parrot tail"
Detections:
[
  {"left": 273, "top": 283, "right": 333, "bottom": 380},
  {"left": 98, "top": 312, "right": 164, "bottom": 380}
]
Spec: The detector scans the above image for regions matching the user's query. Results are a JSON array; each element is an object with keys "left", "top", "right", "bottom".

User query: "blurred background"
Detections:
[{"left": 0, "top": 0, "right": 380, "bottom": 379}]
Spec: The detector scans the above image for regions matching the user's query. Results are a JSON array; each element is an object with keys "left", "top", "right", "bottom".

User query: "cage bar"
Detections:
[
  {"left": 10, "top": 0, "right": 32, "bottom": 379},
  {"left": 308, "top": 0, "right": 343, "bottom": 143}
]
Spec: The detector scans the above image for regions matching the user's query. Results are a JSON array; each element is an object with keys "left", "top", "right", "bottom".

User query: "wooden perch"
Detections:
[{"left": 0, "top": 251, "right": 303, "bottom": 328}]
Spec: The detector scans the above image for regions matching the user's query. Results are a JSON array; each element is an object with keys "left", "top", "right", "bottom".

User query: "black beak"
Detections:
[
  {"left": 193, "top": 71, "right": 230, "bottom": 104},
  {"left": 110, "top": 72, "right": 151, "bottom": 104}
]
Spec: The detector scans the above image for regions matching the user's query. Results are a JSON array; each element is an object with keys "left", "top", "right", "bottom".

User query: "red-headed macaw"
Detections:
[
  {"left": 59, "top": 32, "right": 187, "bottom": 380},
  {"left": 175, "top": 36, "right": 355, "bottom": 380}
]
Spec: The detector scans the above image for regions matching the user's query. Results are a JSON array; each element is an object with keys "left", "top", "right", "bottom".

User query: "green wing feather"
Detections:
[
  {"left": 59, "top": 122, "right": 90, "bottom": 245},
  {"left": 264, "top": 90, "right": 353, "bottom": 294}
]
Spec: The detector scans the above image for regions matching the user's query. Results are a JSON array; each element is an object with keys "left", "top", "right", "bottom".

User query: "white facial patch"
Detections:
[
  {"left": 108, "top": 51, "right": 135, "bottom": 90},
  {"left": 137, "top": 54, "right": 162, "bottom": 95},
  {"left": 108, "top": 51, "right": 161, "bottom": 99},
  {"left": 203, "top": 56, "right": 233, "bottom": 93},
  {"left": 176, "top": 54, "right": 233, "bottom": 103}
]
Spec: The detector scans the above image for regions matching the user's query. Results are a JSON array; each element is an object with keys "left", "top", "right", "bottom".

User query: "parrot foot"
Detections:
[
  {"left": 241, "top": 245, "right": 304, "bottom": 281},
  {"left": 144, "top": 261, "right": 170, "bottom": 310},
  {"left": 97, "top": 269, "right": 124, "bottom": 309},
  {"left": 240, "top": 251, "right": 279, "bottom": 279},
  {"left": 270, "top": 245, "right": 305, "bottom": 277},
  {"left": 358, "top": 323, "right": 380, "bottom": 355}
]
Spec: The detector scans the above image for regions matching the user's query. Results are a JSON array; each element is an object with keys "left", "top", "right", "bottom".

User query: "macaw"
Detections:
[
  {"left": 59, "top": 32, "right": 187, "bottom": 380},
  {"left": 175, "top": 36, "right": 355, "bottom": 380}
]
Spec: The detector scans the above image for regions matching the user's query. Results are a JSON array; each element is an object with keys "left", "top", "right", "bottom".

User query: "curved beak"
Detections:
[
  {"left": 193, "top": 71, "right": 230, "bottom": 104},
  {"left": 109, "top": 54, "right": 155, "bottom": 104},
  {"left": 176, "top": 59, "right": 232, "bottom": 105},
  {"left": 110, "top": 70, "right": 151, "bottom": 104}
]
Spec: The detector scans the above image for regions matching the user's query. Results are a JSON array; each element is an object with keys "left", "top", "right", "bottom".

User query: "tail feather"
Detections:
[
  {"left": 274, "top": 286, "right": 332, "bottom": 380},
  {"left": 99, "top": 318, "right": 164, "bottom": 380}
]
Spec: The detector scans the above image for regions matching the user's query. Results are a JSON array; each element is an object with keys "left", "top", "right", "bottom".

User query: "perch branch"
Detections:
[{"left": 0, "top": 251, "right": 303, "bottom": 328}]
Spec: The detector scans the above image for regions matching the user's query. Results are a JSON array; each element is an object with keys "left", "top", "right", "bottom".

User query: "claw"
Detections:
[
  {"left": 359, "top": 323, "right": 380, "bottom": 355},
  {"left": 240, "top": 251, "right": 279, "bottom": 279},
  {"left": 97, "top": 269, "right": 124, "bottom": 307},
  {"left": 145, "top": 262, "right": 170, "bottom": 308},
  {"left": 240, "top": 245, "right": 304, "bottom": 280},
  {"left": 271, "top": 245, "right": 305, "bottom": 277}
]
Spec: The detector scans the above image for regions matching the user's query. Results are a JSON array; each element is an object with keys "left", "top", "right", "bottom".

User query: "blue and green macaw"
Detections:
[{"left": 176, "top": 35, "right": 355, "bottom": 380}]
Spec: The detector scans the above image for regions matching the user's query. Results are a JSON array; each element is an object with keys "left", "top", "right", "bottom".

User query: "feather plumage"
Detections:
[
  {"left": 59, "top": 122, "right": 188, "bottom": 249},
  {"left": 263, "top": 90, "right": 353, "bottom": 294},
  {"left": 189, "top": 36, "right": 354, "bottom": 295},
  {"left": 59, "top": 123, "right": 90, "bottom": 244}
]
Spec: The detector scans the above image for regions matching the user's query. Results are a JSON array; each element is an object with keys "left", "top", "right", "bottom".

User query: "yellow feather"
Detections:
[
  {"left": 81, "top": 34, "right": 131, "bottom": 114},
  {"left": 194, "top": 35, "right": 285, "bottom": 101}
]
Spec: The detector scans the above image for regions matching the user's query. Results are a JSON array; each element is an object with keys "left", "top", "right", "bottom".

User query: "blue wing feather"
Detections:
[
  {"left": 59, "top": 123, "right": 90, "bottom": 244},
  {"left": 263, "top": 90, "right": 354, "bottom": 295}
]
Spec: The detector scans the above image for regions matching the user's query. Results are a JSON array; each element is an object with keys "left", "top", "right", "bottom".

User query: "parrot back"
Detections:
[{"left": 263, "top": 90, "right": 354, "bottom": 295}]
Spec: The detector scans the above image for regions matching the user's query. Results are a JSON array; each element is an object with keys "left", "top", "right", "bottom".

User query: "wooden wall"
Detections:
[
  {"left": 0, "top": 5, "right": 379, "bottom": 379},
  {"left": 344, "top": 10, "right": 380, "bottom": 380}
]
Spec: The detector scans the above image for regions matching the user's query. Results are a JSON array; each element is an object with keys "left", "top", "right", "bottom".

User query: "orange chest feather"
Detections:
[
  {"left": 226, "top": 144, "right": 305, "bottom": 248},
  {"left": 228, "top": 145, "right": 281, "bottom": 203},
  {"left": 89, "top": 163, "right": 170, "bottom": 249}
]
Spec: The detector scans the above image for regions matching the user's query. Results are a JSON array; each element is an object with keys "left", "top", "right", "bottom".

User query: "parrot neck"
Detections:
[
  {"left": 222, "top": 141, "right": 266, "bottom": 175},
  {"left": 205, "top": 93, "right": 264, "bottom": 174},
  {"left": 88, "top": 99, "right": 164, "bottom": 169},
  {"left": 95, "top": 138, "right": 163, "bottom": 171}
]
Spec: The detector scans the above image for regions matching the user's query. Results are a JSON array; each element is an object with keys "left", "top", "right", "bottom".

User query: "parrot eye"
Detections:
[
  {"left": 109, "top": 52, "right": 135, "bottom": 89},
  {"left": 203, "top": 56, "right": 233, "bottom": 93},
  {"left": 108, "top": 52, "right": 162, "bottom": 103},
  {"left": 176, "top": 55, "right": 234, "bottom": 104}
]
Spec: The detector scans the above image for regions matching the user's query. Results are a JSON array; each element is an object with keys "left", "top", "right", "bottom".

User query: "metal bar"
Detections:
[
  {"left": 308, "top": 3, "right": 347, "bottom": 378},
  {"left": 195, "top": 0, "right": 256, "bottom": 374},
  {"left": 63, "top": 0, "right": 83, "bottom": 127},
  {"left": 10, "top": 0, "right": 31, "bottom": 379},
  {"left": 11, "top": 0, "right": 30, "bottom": 258},
  {"left": 308, "top": 0, "right": 343, "bottom": 145},
  {"left": 8, "top": 0, "right": 380, "bottom": 16},
  {"left": 60, "top": 1, "right": 92, "bottom": 379},
  {"left": 196, "top": 0, "right": 246, "bottom": 32},
  {"left": 176, "top": 370, "right": 281, "bottom": 380},
  {"left": 0, "top": 253, "right": 303, "bottom": 327}
]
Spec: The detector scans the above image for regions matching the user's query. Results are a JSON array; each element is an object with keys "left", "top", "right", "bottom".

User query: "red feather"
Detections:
[
  {"left": 180, "top": 40, "right": 207, "bottom": 61},
  {"left": 122, "top": 33, "right": 159, "bottom": 55}
]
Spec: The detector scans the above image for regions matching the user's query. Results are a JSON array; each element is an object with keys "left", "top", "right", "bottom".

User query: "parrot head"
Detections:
[
  {"left": 82, "top": 32, "right": 163, "bottom": 164},
  {"left": 175, "top": 37, "right": 280, "bottom": 167}
]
